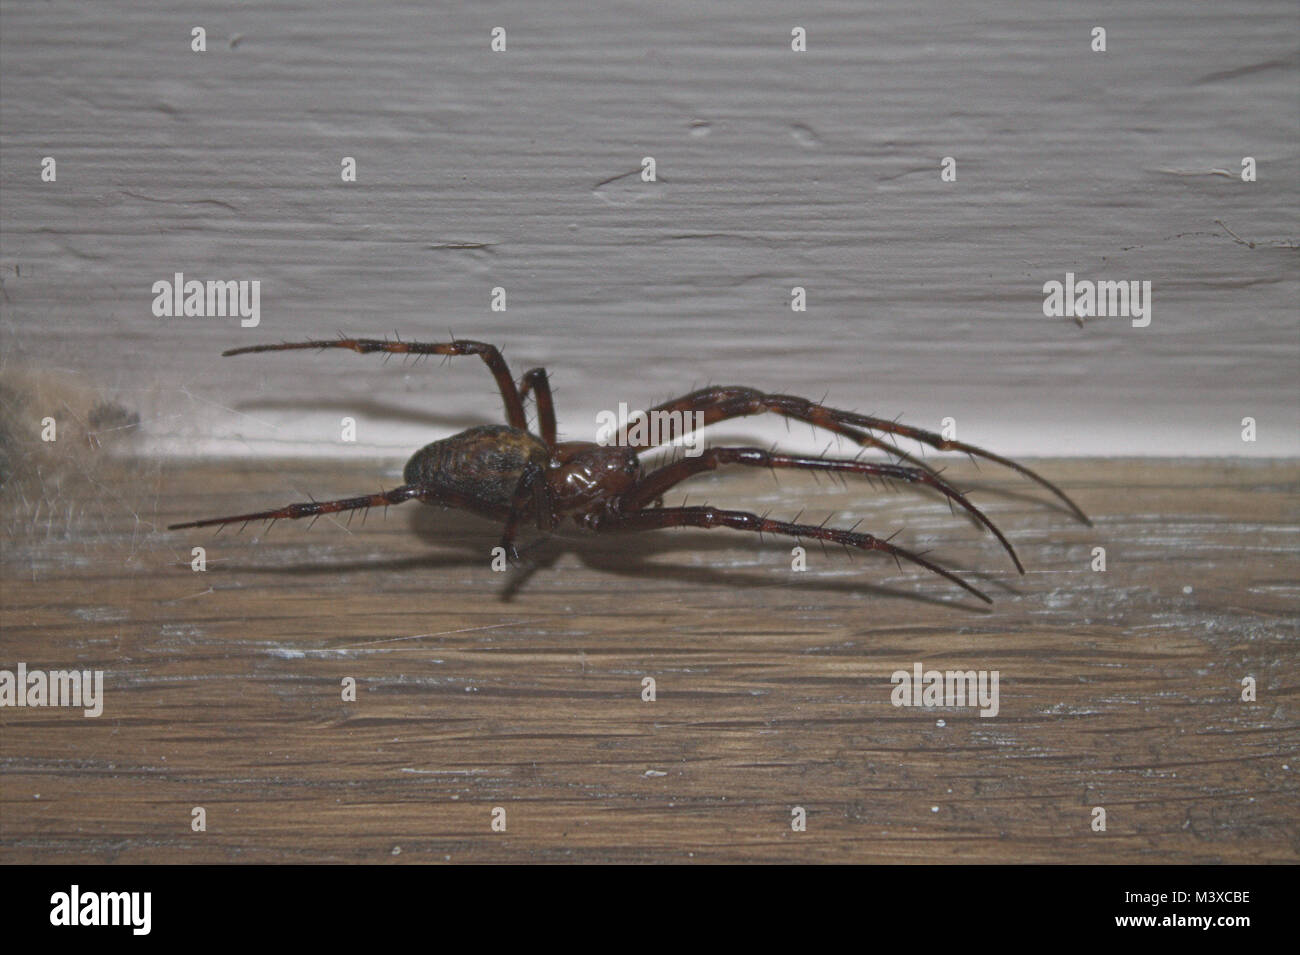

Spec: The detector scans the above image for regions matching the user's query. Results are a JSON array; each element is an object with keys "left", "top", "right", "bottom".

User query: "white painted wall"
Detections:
[{"left": 1, "top": 0, "right": 1295, "bottom": 458}]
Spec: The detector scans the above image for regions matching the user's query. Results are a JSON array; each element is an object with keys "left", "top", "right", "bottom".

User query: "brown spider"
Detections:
[{"left": 169, "top": 338, "right": 1090, "bottom": 603}]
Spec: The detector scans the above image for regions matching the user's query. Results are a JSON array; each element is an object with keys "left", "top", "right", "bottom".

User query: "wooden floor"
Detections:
[{"left": 1, "top": 454, "right": 1297, "bottom": 863}]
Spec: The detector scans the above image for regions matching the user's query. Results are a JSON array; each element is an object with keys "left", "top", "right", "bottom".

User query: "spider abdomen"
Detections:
[{"left": 403, "top": 424, "right": 547, "bottom": 510}]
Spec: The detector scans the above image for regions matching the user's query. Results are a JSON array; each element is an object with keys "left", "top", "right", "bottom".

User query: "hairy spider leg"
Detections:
[
  {"left": 625, "top": 446, "right": 1024, "bottom": 573},
  {"left": 636, "top": 387, "right": 1090, "bottom": 526},
  {"left": 603, "top": 506, "right": 992, "bottom": 604},
  {"left": 168, "top": 485, "right": 426, "bottom": 531},
  {"left": 223, "top": 338, "right": 528, "bottom": 430},
  {"left": 635, "top": 386, "right": 929, "bottom": 472},
  {"left": 518, "top": 367, "right": 558, "bottom": 447}
]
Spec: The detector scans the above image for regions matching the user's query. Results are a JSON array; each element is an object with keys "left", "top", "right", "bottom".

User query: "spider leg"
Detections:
[
  {"left": 624, "top": 446, "right": 1023, "bottom": 573},
  {"left": 601, "top": 505, "right": 992, "bottom": 604},
  {"left": 222, "top": 338, "right": 527, "bottom": 430},
  {"left": 629, "top": 387, "right": 923, "bottom": 471},
  {"left": 497, "top": 462, "right": 553, "bottom": 561},
  {"left": 168, "top": 485, "right": 424, "bottom": 531},
  {"left": 635, "top": 386, "right": 1090, "bottom": 526},
  {"left": 518, "top": 367, "right": 558, "bottom": 447}
]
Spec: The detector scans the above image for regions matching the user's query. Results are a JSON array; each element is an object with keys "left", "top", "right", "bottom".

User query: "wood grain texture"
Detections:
[{"left": 2, "top": 454, "right": 1296, "bottom": 863}]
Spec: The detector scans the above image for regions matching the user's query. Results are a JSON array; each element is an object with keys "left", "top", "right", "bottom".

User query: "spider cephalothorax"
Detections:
[{"left": 169, "top": 338, "right": 1090, "bottom": 603}]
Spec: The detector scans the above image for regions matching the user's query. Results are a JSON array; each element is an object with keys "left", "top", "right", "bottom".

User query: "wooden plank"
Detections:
[{"left": 2, "top": 455, "right": 1296, "bottom": 862}]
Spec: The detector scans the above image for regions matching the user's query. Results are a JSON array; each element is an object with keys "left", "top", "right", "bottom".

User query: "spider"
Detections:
[{"left": 169, "top": 338, "right": 1090, "bottom": 603}]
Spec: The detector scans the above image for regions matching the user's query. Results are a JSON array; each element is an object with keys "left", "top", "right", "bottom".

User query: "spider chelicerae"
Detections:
[{"left": 169, "top": 338, "right": 1091, "bottom": 603}]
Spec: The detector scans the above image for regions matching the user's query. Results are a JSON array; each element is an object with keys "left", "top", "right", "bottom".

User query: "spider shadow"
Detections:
[
  {"left": 939, "top": 477, "right": 1089, "bottom": 526},
  {"left": 503, "top": 536, "right": 1008, "bottom": 612},
  {"left": 403, "top": 508, "right": 1007, "bottom": 611},
  {"left": 205, "top": 501, "right": 1014, "bottom": 613},
  {"left": 224, "top": 397, "right": 489, "bottom": 434},
  {"left": 205, "top": 501, "right": 1013, "bottom": 613}
]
